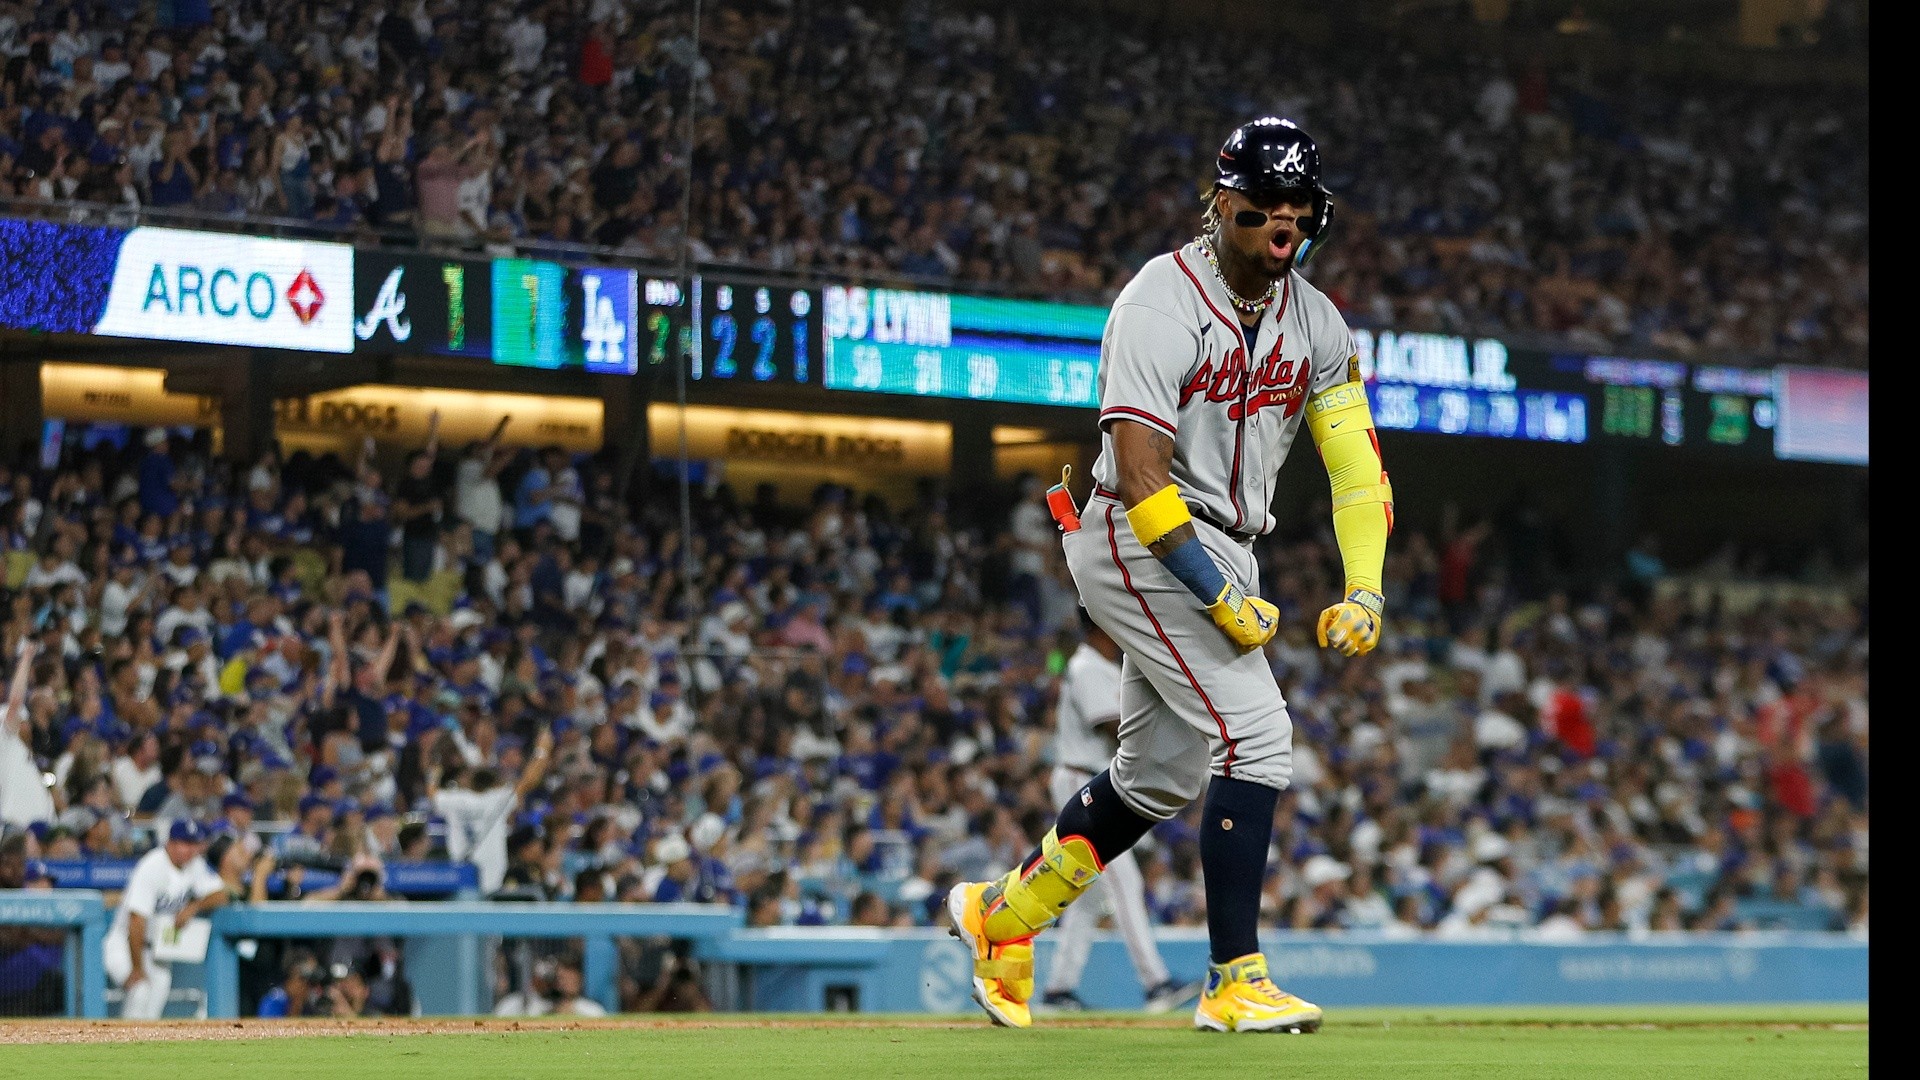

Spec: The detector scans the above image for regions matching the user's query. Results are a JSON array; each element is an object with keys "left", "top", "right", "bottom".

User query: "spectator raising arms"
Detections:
[{"left": 0, "top": 640, "right": 52, "bottom": 829}]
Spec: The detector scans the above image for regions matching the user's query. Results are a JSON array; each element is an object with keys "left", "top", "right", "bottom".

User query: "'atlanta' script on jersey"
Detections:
[{"left": 1178, "top": 331, "right": 1311, "bottom": 421}]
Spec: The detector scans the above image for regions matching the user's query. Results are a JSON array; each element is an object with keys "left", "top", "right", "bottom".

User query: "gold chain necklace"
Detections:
[{"left": 1196, "top": 234, "right": 1281, "bottom": 317}]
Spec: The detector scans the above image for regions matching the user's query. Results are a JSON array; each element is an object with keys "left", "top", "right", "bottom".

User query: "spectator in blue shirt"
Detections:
[
  {"left": 137, "top": 430, "right": 178, "bottom": 519},
  {"left": 513, "top": 448, "right": 564, "bottom": 533},
  {"left": 147, "top": 130, "right": 200, "bottom": 207}
]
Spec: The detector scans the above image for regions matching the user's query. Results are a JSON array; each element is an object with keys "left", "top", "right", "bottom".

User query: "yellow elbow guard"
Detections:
[{"left": 1125, "top": 484, "right": 1192, "bottom": 547}]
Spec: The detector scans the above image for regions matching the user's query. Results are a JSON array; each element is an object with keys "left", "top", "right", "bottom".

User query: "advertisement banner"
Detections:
[
  {"left": 491, "top": 259, "right": 640, "bottom": 374},
  {"left": 92, "top": 227, "right": 354, "bottom": 352},
  {"left": 39, "top": 362, "right": 217, "bottom": 427},
  {"left": 352, "top": 251, "right": 493, "bottom": 358},
  {"left": 275, "top": 385, "right": 602, "bottom": 452},
  {"left": 1774, "top": 367, "right": 1870, "bottom": 465},
  {"left": 644, "top": 404, "right": 949, "bottom": 474}
]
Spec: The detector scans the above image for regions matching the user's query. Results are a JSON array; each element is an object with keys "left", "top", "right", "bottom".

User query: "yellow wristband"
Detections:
[{"left": 1125, "top": 484, "right": 1193, "bottom": 548}]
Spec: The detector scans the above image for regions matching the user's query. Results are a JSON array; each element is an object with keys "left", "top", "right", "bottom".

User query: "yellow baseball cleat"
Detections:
[
  {"left": 946, "top": 881, "right": 1036, "bottom": 1028},
  {"left": 1193, "top": 953, "right": 1324, "bottom": 1033}
]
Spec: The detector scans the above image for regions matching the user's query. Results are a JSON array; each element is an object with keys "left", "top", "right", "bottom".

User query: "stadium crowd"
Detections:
[
  {"left": 0, "top": 419, "right": 1869, "bottom": 985},
  {"left": 0, "top": 0, "right": 1869, "bottom": 366}
]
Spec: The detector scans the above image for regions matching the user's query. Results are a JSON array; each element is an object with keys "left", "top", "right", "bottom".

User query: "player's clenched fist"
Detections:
[
  {"left": 1208, "top": 583, "right": 1280, "bottom": 653},
  {"left": 1317, "top": 587, "right": 1384, "bottom": 657}
]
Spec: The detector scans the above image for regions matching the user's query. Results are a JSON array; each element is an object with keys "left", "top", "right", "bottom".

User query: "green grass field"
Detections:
[{"left": 0, "top": 1005, "right": 1867, "bottom": 1080}]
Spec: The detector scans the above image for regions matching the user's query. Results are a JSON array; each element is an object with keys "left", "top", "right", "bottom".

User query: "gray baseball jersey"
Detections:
[
  {"left": 1089, "top": 240, "right": 1356, "bottom": 536},
  {"left": 1067, "top": 240, "right": 1357, "bottom": 814},
  {"left": 1052, "top": 642, "right": 1123, "bottom": 774}
]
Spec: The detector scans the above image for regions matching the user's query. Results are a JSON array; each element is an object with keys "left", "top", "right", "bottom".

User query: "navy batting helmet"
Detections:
[{"left": 1215, "top": 118, "right": 1336, "bottom": 269}]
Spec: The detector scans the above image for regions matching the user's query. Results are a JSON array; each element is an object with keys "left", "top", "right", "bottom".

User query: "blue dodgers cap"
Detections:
[
  {"left": 168, "top": 819, "right": 209, "bottom": 844},
  {"left": 222, "top": 625, "right": 265, "bottom": 656},
  {"left": 297, "top": 794, "right": 332, "bottom": 817},
  {"left": 222, "top": 791, "right": 255, "bottom": 811},
  {"left": 309, "top": 765, "right": 339, "bottom": 788}
]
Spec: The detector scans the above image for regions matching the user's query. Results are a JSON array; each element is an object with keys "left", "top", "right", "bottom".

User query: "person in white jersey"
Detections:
[
  {"left": 1039, "top": 611, "right": 1199, "bottom": 1013},
  {"left": 105, "top": 818, "right": 230, "bottom": 1018}
]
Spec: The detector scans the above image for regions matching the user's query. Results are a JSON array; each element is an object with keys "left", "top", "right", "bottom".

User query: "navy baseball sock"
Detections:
[
  {"left": 1021, "top": 769, "right": 1156, "bottom": 870},
  {"left": 1200, "top": 776, "right": 1280, "bottom": 965}
]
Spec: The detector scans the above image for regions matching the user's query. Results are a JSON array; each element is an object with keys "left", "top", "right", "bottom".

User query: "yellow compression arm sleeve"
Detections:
[{"left": 1306, "top": 379, "right": 1394, "bottom": 594}]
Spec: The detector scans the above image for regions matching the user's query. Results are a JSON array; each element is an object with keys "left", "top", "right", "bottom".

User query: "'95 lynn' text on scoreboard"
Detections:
[{"left": 822, "top": 286, "right": 1103, "bottom": 408}]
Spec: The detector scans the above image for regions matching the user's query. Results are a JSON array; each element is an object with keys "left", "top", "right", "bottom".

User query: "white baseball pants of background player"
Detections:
[
  {"left": 1041, "top": 764, "right": 1172, "bottom": 998},
  {"left": 103, "top": 932, "right": 172, "bottom": 1020}
]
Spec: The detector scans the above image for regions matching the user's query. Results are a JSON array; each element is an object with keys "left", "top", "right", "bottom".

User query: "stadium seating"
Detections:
[
  {"left": 0, "top": 0, "right": 1867, "bottom": 365},
  {"left": 0, "top": 431, "right": 1868, "bottom": 954}
]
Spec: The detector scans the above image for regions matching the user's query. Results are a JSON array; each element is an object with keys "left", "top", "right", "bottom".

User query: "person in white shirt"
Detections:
[
  {"left": 0, "top": 642, "right": 53, "bottom": 829},
  {"left": 22, "top": 544, "right": 87, "bottom": 591},
  {"left": 456, "top": 418, "right": 513, "bottom": 562},
  {"left": 547, "top": 958, "right": 608, "bottom": 1016},
  {"left": 111, "top": 733, "right": 164, "bottom": 812},
  {"left": 1480, "top": 624, "right": 1528, "bottom": 705},
  {"left": 104, "top": 819, "right": 230, "bottom": 1019},
  {"left": 1039, "top": 614, "right": 1198, "bottom": 1014},
  {"left": 99, "top": 556, "right": 161, "bottom": 638},
  {"left": 154, "top": 584, "right": 217, "bottom": 649},
  {"left": 430, "top": 725, "right": 553, "bottom": 893}
]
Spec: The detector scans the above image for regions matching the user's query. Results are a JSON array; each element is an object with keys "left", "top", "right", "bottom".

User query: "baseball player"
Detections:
[
  {"left": 104, "top": 818, "right": 229, "bottom": 1018},
  {"left": 949, "top": 118, "right": 1393, "bottom": 1032},
  {"left": 1038, "top": 611, "right": 1199, "bottom": 1013}
]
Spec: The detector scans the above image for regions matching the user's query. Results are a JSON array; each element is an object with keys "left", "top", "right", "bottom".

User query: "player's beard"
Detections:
[
  {"left": 1224, "top": 224, "right": 1294, "bottom": 281},
  {"left": 1215, "top": 227, "right": 1290, "bottom": 291}
]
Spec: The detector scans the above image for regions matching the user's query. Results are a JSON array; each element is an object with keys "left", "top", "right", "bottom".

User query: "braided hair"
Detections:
[{"left": 1200, "top": 182, "right": 1224, "bottom": 233}]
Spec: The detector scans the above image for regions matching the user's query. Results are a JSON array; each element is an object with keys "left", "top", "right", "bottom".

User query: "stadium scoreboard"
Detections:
[
  {"left": 0, "top": 218, "right": 1865, "bottom": 464},
  {"left": 690, "top": 279, "right": 821, "bottom": 385},
  {"left": 820, "top": 287, "right": 1103, "bottom": 408},
  {"left": 1552, "top": 354, "right": 1780, "bottom": 453}
]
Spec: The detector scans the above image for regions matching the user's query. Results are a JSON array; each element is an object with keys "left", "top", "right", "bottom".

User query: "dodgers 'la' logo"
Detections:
[
  {"left": 355, "top": 267, "right": 411, "bottom": 342},
  {"left": 1272, "top": 143, "right": 1305, "bottom": 175},
  {"left": 581, "top": 274, "right": 627, "bottom": 363}
]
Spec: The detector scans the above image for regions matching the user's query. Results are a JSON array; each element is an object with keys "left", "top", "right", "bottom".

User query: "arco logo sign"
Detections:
[{"left": 93, "top": 227, "right": 354, "bottom": 352}]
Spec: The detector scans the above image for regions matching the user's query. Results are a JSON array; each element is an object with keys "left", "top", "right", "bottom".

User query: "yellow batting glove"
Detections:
[
  {"left": 1208, "top": 583, "right": 1280, "bottom": 654},
  {"left": 1317, "top": 587, "right": 1384, "bottom": 657}
]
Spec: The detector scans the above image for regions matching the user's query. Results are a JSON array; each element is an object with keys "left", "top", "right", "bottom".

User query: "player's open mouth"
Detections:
[{"left": 1269, "top": 238, "right": 1292, "bottom": 260}]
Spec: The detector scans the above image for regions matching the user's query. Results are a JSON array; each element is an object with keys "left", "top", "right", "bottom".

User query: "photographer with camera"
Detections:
[{"left": 622, "top": 941, "right": 713, "bottom": 1014}]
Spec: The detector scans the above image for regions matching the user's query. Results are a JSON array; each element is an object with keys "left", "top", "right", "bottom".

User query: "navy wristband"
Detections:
[{"left": 1159, "top": 534, "right": 1229, "bottom": 606}]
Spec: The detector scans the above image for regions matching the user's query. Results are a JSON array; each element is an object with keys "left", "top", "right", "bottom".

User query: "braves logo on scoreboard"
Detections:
[{"left": 356, "top": 266, "right": 413, "bottom": 343}]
